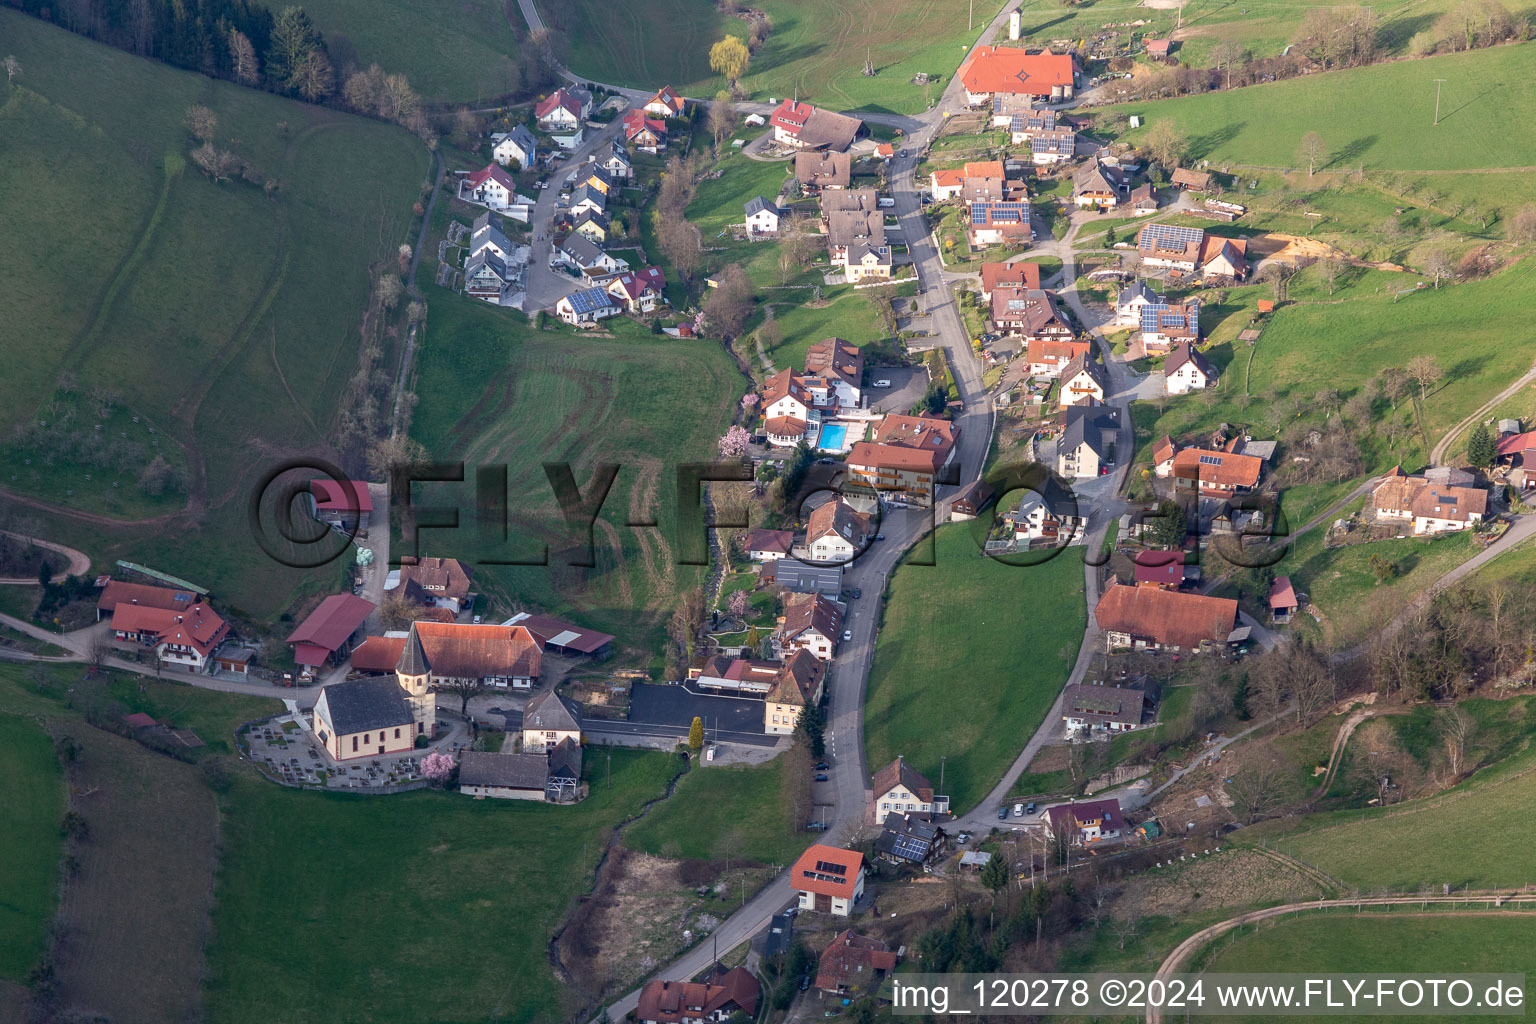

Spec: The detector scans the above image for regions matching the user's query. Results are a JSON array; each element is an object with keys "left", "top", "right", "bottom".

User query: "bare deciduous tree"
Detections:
[
  {"left": 4, "top": 55, "right": 21, "bottom": 85},
  {"left": 1423, "top": 248, "right": 1454, "bottom": 289},
  {"left": 184, "top": 105, "right": 218, "bottom": 142},
  {"left": 1297, "top": 131, "right": 1327, "bottom": 177},
  {"left": 227, "top": 30, "right": 259, "bottom": 85},
  {"left": 1405, "top": 354, "right": 1444, "bottom": 408}
]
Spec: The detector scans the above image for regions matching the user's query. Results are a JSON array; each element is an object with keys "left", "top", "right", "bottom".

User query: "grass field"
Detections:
[
  {"left": 864, "top": 524, "right": 1086, "bottom": 814},
  {"left": 204, "top": 750, "right": 679, "bottom": 1024},
  {"left": 1108, "top": 45, "right": 1536, "bottom": 173},
  {"left": 0, "top": 11, "right": 428, "bottom": 623},
  {"left": 623, "top": 759, "right": 809, "bottom": 866},
  {"left": 542, "top": 0, "right": 1007, "bottom": 115},
  {"left": 407, "top": 291, "right": 742, "bottom": 655},
  {"left": 0, "top": 715, "right": 64, "bottom": 982},
  {"left": 297, "top": 0, "right": 523, "bottom": 103},
  {"left": 1201, "top": 913, "right": 1536, "bottom": 1016}
]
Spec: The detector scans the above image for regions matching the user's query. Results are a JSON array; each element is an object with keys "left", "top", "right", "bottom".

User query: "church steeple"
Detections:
[{"left": 396, "top": 623, "right": 431, "bottom": 696}]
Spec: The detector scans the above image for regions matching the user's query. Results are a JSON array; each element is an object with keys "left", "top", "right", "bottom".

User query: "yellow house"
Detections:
[{"left": 763, "top": 650, "right": 826, "bottom": 735}]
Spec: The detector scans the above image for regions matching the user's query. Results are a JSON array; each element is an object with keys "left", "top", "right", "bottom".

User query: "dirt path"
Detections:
[
  {"left": 1429, "top": 360, "right": 1536, "bottom": 466},
  {"left": 0, "top": 531, "right": 91, "bottom": 583}
]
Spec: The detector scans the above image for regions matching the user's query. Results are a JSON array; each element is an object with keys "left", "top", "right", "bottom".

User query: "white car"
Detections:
[
  {"left": 873, "top": 379, "right": 891, "bottom": 388},
  {"left": 842, "top": 630, "right": 853, "bottom": 642}
]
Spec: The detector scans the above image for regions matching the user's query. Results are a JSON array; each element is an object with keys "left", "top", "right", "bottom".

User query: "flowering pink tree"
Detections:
[
  {"left": 740, "top": 393, "right": 759, "bottom": 411},
  {"left": 421, "top": 750, "right": 457, "bottom": 784},
  {"left": 728, "top": 590, "right": 748, "bottom": 619},
  {"left": 718, "top": 425, "right": 751, "bottom": 458}
]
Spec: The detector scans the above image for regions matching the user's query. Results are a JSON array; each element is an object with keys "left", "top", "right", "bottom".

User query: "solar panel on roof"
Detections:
[
  {"left": 1199, "top": 454, "right": 1223, "bottom": 465},
  {"left": 890, "top": 834, "right": 930, "bottom": 861}
]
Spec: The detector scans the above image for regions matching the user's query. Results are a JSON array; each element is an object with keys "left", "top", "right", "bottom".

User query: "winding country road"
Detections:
[{"left": 0, "top": 531, "right": 91, "bottom": 584}]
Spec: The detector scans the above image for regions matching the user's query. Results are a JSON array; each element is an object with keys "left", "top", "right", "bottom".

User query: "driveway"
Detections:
[
  {"left": 625, "top": 682, "right": 776, "bottom": 742},
  {"left": 868, "top": 367, "right": 925, "bottom": 413}
]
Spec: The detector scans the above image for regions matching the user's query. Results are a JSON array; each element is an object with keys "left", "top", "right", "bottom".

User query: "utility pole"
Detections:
[
  {"left": 1432, "top": 79, "right": 1446, "bottom": 125},
  {"left": 969, "top": 0, "right": 974, "bottom": 32},
  {"left": 939, "top": 755, "right": 946, "bottom": 797}
]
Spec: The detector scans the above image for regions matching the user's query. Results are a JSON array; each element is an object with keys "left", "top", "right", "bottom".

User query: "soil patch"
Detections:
[{"left": 1116, "top": 849, "right": 1326, "bottom": 918}]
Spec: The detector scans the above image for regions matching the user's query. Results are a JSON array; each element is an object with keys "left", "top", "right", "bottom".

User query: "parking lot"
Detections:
[
  {"left": 868, "top": 366, "right": 927, "bottom": 413},
  {"left": 629, "top": 682, "right": 776, "bottom": 744}
]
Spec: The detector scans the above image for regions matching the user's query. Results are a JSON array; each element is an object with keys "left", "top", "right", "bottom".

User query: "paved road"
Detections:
[{"left": 0, "top": 530, "right": 92, "bottom": 584}]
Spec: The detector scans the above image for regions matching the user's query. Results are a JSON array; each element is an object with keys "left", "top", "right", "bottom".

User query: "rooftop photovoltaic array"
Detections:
[{"left": 1137, "top": 223, "right": 1204, "bottom": 251}]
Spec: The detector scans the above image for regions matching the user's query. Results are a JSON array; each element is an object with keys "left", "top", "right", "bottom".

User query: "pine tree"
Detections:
[
  {"left": 688, "top": 715, "right": 704, "bottom": 750},
  {"left": 980, "top": 849, "right": 1009, "bottom": 894},
  {"left": 796, "top": 700, "right": 825, "bottom": 758},
  {"left": 1466, "top": 423, "right": 1496, "bottom": 468}
]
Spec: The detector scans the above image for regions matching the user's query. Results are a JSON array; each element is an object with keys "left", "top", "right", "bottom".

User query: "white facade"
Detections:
[
  {"left": 746, "top": 205, "right": 781, "bottom": 234},
  {"left": 492, "top": 134, "right": 535, "bottom": 170},
  {"left": 550, "top": 127, "right": 585, "bottom": 150},
  {"left": 874, "top": 783, "right": 940, "bottom": 824},
  {"left": 1166, "top": 361, "right": 1213, "bottom": 394},
  {"left": 796, "top": 872, "right": 864, "bottom": 916}
]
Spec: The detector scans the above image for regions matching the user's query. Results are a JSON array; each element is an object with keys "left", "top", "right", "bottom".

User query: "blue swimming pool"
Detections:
[{"left": 818, "top": 423, "right": 848, "bottom": 451}]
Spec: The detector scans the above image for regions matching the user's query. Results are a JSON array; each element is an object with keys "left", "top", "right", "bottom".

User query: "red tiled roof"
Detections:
[
  {"left": 870, "top": 755, "right": 933, "bottom": 803},
  {"left": 1268, "top": 575, "right": 1298, "bottom": 611},
  {"left": 505, "top": 612, "right": 615, "bottom": 654},
  {"left": 791, "top": 844, "right": 864, "bottom": 899},
  {"left": 536, "top": 88, "right": 580, "bottom": 120},
  {"left": 112, "top": 602, "right": 229, "bottom": 658},
  {"left": 1497, "top": 430, "right": 1536, "bottom": 456},
  {"left": 350, "top": 622, "right": 542, "bottom": 678},
  {"left": 398, "top": 557, "right": 473, "bottom": 603},
  {"left": 1171, "top": 449, "right": 1262, "bottom": 488},
  {"left": 1133, "top": 550, "right": 1184, "bottom": 587},
  {"left": 815, "top": 930, "right": 898, "bottom": 992},
  {"left": 1045, "top": 798, "right": 1121, "bottom": 831},
  {"left": 1094, "top": 582, "right": 1236, "bottom": 649},
  {"left": 958, "top": 46, "right": 1076, "bottom": 95},
  {"left": 646, "top": 85, "right": 686, "bottom": 116},
  {"left": 286, "top": 595, "right": 376, "bottom": 663},
  {"left": 779, "top": 591, "right": 842, "bottom": 643},
  {"left": 609, "top": 266, "right": 666, "bottom": 299},
  {"left": 746, "top": 528, "right": 795, "bottom": 554},
  {"left": 311, "top": 479, "right": 373, "bottom": 513},
  {"left": 622, "top": 109, "right": 667, "bottom": 140},
  {"left": 981, "top": 261, "right": 1043, "bottom": 294},
  {"left": 465, "top": 163, "right": 519, "bottom": 192},
  {"left": 97, "top": 580, "right": 200, "bottom": 614},
  {"left": 848, "top": 414, "right": 959, "bottom": 474},
  {"left": 636, "top": 968, "right": 760, "bottom": 1024}
]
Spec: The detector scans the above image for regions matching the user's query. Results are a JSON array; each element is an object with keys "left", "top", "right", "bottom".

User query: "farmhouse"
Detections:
[
  {"left": 1372, "top": 466, "right": 1488, "bottom": 534},
  {"left": 606, "top": 267, "right": 667, "bottom": 312},
  {"left": 389, "top": 557, "right": 474, "bottom": 614},
  {"left": 871, "top": 755, "right": 949, "bottom": 823},
  {"left": 1132, "top": 550, "right": 1186, "bottom": 589},
  {"left": 351, "top": 620, "right": 543, "bottom": 689},
  {"left": 308, "top": 478, "right": 373, "bottom": 531},
  {"left": 286, "top": 594, "right": 376, "bottom": 675},
  {"left": 96, "top": 579, "right": 202, "bottom": 620},
  {"left": 873, "top": 815, "right": 945, "bottom": 870},
  {"left": 795, "top": 150, "right": 851, "bottom": 192},
  {"left": 746, "top": 528, "right": 796, "bottom": 562},
  {"left": 1045, "top": 798, "right": 1123, "bottom": 845},
  {"left": 957, "top": 45, "right": 1076, "bottom": 105},
  {"left": 1497, "top": 428, "right": 1536, "bottom": 490},
  {"left": 1073, "top": 155, "right": 1131, "bottom": 208},
  {"left": 1026, "top": 126, "right": 1077, "bottom": 164},
  {"left": 1171, "top": 167, "right": 1213, "bottom": 191},
  {"left": 1059, "top": 352, "right": 1108, "bottom": 407},
  {"left": 846, "top": 413, "right": 960, "bottom": 507},
  {"left": 555, "top": 286, "right": 620, "bottom": 325},
  {"left": 1062, "top": 681, "right": 1147, "bottom": 733},
  {"left": 791, "top": 844, "right": 866, "bottom": 916},
  {"left": 109, "top": 598, "right": 230, "bottom": 671},
  {"left": 535, "top": 87, "right": 589, "bottom": 130},
  {"left": 457, "top": 751, "right": 552, "bottom": 800},
  {"left": 500, "top": 611, "right": 615, "bottom": 658},
  {"left": 636, "top": 968, "right": 760, "bottom": 1024},
  {"left": 644, "top": 84, "right": 687, "bottom": 118},
  {"left": 1129, "top": 183, "right": 1159, "bottom": 215},
  {"left": 816, "top": 931, "right": 900, "bottom": 994},
  {"left": 1057, "top": 405, "right": 1118, "bottom": 479},
  {"left": 763, "top": 649, "right": 826, "bottom": 734},
  {"left": 1094, "top": 582, "right": 1238, "bottom": 652},
  {"left": 1164, "top": 343, "right": 1217, "bottom": 393},
  {"left": 1171, "top": 447, "right": 1262, "bottom": 497},
  {"left": 991, "top": 287, "right": 1072, "bottom": 340},
  {"left": 1115, "top": 281, "right": 1161, "bottom": 325},
  {"left": 621, "top": 109, "right": 668, "bottom": 153},
  {"left": 776, "top": 591, "right": 842, "bottom": 661},
  {"left": 980, "top": 260, "right": 1042, "bottom": 300},
  {"left": 521, "top": 689, "right": 583, "bottom": 752},
  {"left": 491, "top": 124, "right": 537, "bottom": 169},
  {"left": 744, "top": 196, "right": 782, "bottom": 235},
  {"left": 1004, "top": 479, "right": 1081, "bottom": 543},
  {"left": 769, "top": 99, "right": 865, "bottom": 151},
  {"left": 1199, "top": 235, "right": 1249, "bottom": 279},
  {"left": 806, "top": 495, "right": 871, "bottom": 563},
  {"left": 1136, "top": 222, "right": 1204, "bottom": 272},
  {"left": 968, "top": 200, "right": 1032, "bottom": 246},
  {"left": 1140, "top": 300, "right": 1201, "bottom": 354}
]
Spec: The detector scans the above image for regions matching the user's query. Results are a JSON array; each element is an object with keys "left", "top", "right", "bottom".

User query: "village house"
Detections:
[
  {"left": 636, "top": 967, "right": 760, "bottom": 1024},
  {"left": 1140, "top": 300, "right": 1202, "bottom": 354},
  {"left": 387, "top": 555, "right": 470, "bottom": 614},
  {"left": 822, "top": 189, "right": 890, "bottom": 281},
  {"left": 1073, "top": 155, "right": 1131, "bottom": 208},
  {"left": 108, "top": 594, "right": 230, "bottom": 671},
  {"left": 1137, "top": 223, "right": 1249, "bottom": 279},
  {"left": 1094, "top": 582, "right": 1239, "bottom": 652},
  {"left": 551, "top": 234, "right": 627, "bottom": 279},
  {"left": 1057, "top": 405, "right": 1119, "bottom": 478},
  {"left": 1026, "top": 126, "right": 1077, "bottom": 164},
  {"left": 950, "top": 478, "right": 996, "bottom": 521},
  {"left": 463, "top": 163, "right": 524, "bottom": 211},
  {"left": 791, "top": 844, "right": 866, "bottom": 916},
  {"left": 1496, "top": 427, "right": 1536, "bottom": 490},
  {"left": 1164, "top": 342, "right": 1218, "bottom": 393},
  {"left": 535, "top": 87, "right": 590, "bottom": 130},
  {"left": 871, "top": 755, "right": 949, "bottom": 823},
  {"left": 769, "top": 99, "right": 865, "bottom": 151},
  {"left": 1115, "top": 281, "right": 1161, "bottom": 326},
  {"left": 1269, "top": 575, "right": 1299, "bottom": 623},
  {"left": 491, "top": 124, "right": 537, "bottom": 169},
  {"left": 816, "top": 930, "right": 900, "bottom": 995},
  {"left": 568, "top": 210, "right": 610, "bottom": 244},
  {"left": 956, "top": 45, "right": 1077, "bottom": 105},
  {"left": 1061, "top": 680, "right": 1147, "bottom": 733},
  {"left": 1059, "top": 351, "right": 1108, "bottom": 407},
  {"left": 847, "top": 413, "right": 960, "bottom": 507},
  {"left": 691, "top": 655, "right": 784, "bottom": 695},
  {"left": 464, "top": 250, "right": 514, "bottom": 304},
  {"left": 763, "top": 557, "right": 843, "bottom": 597},
  {"left": 95, "top": 579, "right": 201, "bottom": 621},
  {"left": 621, "top": 109, "right": 667, "bottom": 153},
  {"left": 305, "top": 477, "right": 373, "bottom": 531},
  {"left": 554, "top": 286, "right": 620, "bottom": 326},
  {"left": 993, "top": 287, "right": 1073, "bottom": 341},
  {"left": 567, "top": 182, "right": 606, "bottom": 218},
  {"left": 968, "top": 200, "right": 1032, "bottom": 246},
  {"left": 803, "top": 336, "right": 865, "bottom": 409},
  {"left": 746, "top": 528, "right": 796, "bottom": 562},
  {"left": 1027, "top": 335, "right": 1093, "bottom": 378},
  {"left": 744, "top": 196, "right": 782, "bottom": 235},
  {"left": 1132, "top": 549, "right": 1186, "bottom": 589},
  {"left": 930, "top": 168, "right": 966, "bottom": 201},
  {"left": 606, "top": 267, "right": 667, "bottom": 313},
  {"left": 286, "top": 593, "right": 375, "bottom": 676},
  {"left": 351, "top": 620, "right": 544, "bottom": 689},
  {"left": 1171, "top": 446, "right": 1262, "bottom": 497},
  {"left": 1372, "top": 466, "right": 1488, "bottom": 534},
  {"left": 468, "top": 211, "right": 518, "bottom": 264},
  {"left": 601, "top": 140, "right": 632, "bottom": 179},
  {"left": 776, "top": 591, "right": 842, "bottom": 661},
  {"left": 643, "top": 84, "right": 687, "bottom": 119},
  {"left": 1004, "top": 478, "right": 1081, "bottom": 544},
  {"left": 795, "top": 150, "right": 852, "bottom": 192},
  {"left": 806, "top": 495, "right": 872, "bottom": 563},
  {"left": 980, "top": 260, "right": 1043, "bottom": 301},
  {"left": 1046, "top": 798, "right": 1123, "bottom": 845},
  {"left": 873, "top": 815, "right": 946, "bottom": 870},
  {"left": 763, "top": 649, "right": 826, "bottom": 734},
  {"left": 761, "top": 368, "right": 816, "bottom": 446},
  {"left": 521, "top": 689, "right": 583, "bottom": 752},
  {"left": 1153, "top": 435, "right": 1179, "bottom": 477}
]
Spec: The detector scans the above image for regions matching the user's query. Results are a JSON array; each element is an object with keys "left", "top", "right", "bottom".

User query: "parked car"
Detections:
[
  {"left": 814, "top": 761, "right": 829, "bottom": 771},
  {"left": 1013, "top": 803, "right": 1025, "bottom": 817},
  {"left": 800, "top": 974, "right": 812, "bottom": 991},
  {"left": 852, "top": 588, "right": 862, "bottom": 599},
  {"left": 814, "top": 773, "right": 829, "bottom": 782},
  {"left": 998, "top": 805, "right": 1010, "bottom": 820},
  {"left": 806, "top": 821, "right": 829, "bottom": 831},
  {"left": 842, "top": 630, "right": 853, "bottom": 642},
  {"left": 1025, "top": 802, "right": 1036, "bottom": 815},
  {"left": 955, "top": 833, "right": 968, "bottom": 845},
  {"left": 876, "top": 534, "right": 885, "bottom": 541},
  {"left": 873, "top": 379, "right": 892, "bottom": 388}
]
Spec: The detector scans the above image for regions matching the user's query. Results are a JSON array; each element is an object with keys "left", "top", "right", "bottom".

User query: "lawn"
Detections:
[
  {"left": 0, "top": 715, "right": 65, "bottom": 982},
  {"left": 623, "top": 758, "right": 809, "bottom": 866},
  {"left": 1200, "top": 913, "right": 1536, "bottom": 1015},
  {"left": 204, "top": 750, "right": 681, "bottom": 1024},
  {"left": 407, "top": 292, "right": 743, "bottom": 655},
  {"left": 760, "top": 288, "right": 891, "bottom": 370},
  {"left": 295, "top": 0, "right": 523, "bottom": 103},
  {"left": 1106, "top": 45, "right": 1536, "bottom": 173},
  {"left": 0, "top": 11, "right": 428, "bottom": 624},
  {"left": 544, "top": 0, "right": 1007, "bottom": 115},
  {"left": 864, "top": 523, "right": 1086, "bottom": 814}
]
